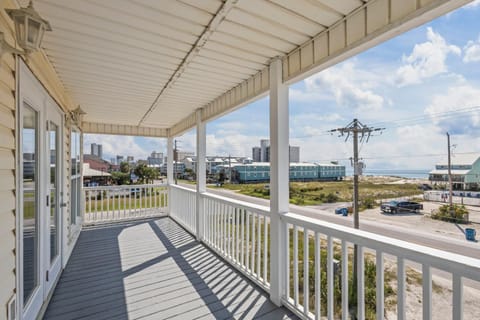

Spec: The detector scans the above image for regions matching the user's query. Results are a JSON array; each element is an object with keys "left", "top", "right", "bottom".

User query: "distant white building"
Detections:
[
  {"left": 148, "top": 151, "right": 163, "bottom": 166},
  {"left": 429, "top": 154, "right": 480, "bottom": 190},
  {"left": 253, "top": 139, "right": 300, "bottom": 163}
]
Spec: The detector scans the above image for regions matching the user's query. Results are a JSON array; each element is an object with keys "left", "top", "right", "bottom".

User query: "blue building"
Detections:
[{"left": 226, "top": 162, "right": 345, "bottom": 183}]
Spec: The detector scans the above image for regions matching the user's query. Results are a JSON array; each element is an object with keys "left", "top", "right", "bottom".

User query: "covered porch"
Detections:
[
  {"left": 44, "top": 217, "right": 295, "bottom": 320},
  {"left": 1, "top": 1, "right": 479, "bottom": 320}
]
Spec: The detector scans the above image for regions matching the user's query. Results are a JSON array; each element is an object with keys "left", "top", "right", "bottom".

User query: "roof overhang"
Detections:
[{"left": 23, "top": 0, "right": 472, "bottom": 137}]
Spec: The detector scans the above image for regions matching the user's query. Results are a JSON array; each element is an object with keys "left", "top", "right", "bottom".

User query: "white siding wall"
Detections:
[
  {"left": 0, "top": 3, "right": 18, "bottom": 317},
  {"left": 1, "top": 1, "right": 78, "bottom": 318}
]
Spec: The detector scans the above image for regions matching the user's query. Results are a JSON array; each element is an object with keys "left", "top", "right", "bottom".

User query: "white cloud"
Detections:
[
  {"left": 294, "top": 62, "right": 385, "bottom": 111},
  {"left": 465, "top": 0, "right": 480, "bottom": 8},
  {"left": 424, "top": 84, "right": 480, "bottom": 134},
  {"left": 395, "top": 27, "right": 461, "bottom": 87},
  {"left": 464, "top": 37, "right": 480, "bottom": 63},
  {"left": 84, "top": 134, "right": 165, "bottom": 161}
]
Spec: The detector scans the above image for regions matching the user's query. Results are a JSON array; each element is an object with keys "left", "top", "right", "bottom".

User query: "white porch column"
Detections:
[
  {"left": 269, "top": 58, "right": 289, "bottom": 306},
  {"left": 167, "top": 135, "right": 174, "bottom": 216},
  {"left": 196, "top": 109, "right": 206, "bottom": 241},
  {"left": 167, "top": 136, "right": 174, "bottom": 185}
]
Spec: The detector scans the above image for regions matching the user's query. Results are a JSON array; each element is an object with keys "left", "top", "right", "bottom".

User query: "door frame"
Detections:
[{"left": 16, "top": 60, "right": 65, "bottom": 320}]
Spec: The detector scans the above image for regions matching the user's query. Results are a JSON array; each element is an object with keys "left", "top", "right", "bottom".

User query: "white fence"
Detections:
[
  {"left": 169, "top": 185, "right": 197, "bottom": 234},
  {"left": 424, "top": 191, "right": 480, "bottom": 206},
  {"left": 83, "top": 184, "right": 168, "bottom": 224},
  {"left": 202, "top": 192, "right": 271, "bottom": 291}
]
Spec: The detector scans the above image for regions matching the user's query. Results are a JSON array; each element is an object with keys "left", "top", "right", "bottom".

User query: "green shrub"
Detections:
[
  {"left": 361, "top": 197, "right": 376, "bottom": 210},
  {"left": 324, "top": 192, "right": 339, "bottom": 203},
  {"left": 431, "top": 204, "right": 469, "bottom": 223}
]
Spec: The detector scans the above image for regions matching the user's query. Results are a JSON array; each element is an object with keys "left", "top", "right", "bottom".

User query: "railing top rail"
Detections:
[
  {"left": 83, "top": 183, "right": 167, "bottom": 190},
  {"left": 169, "top": 184, "right": 197, "bottom": 193},
  {"left": 202, "top": 192, "right": 270, "bottom": 216},
  {"left": 282, "top": 212, "right": 480, "bottom": 280}
]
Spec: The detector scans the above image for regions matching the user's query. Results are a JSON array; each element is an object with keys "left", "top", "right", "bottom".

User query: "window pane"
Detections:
[
  {"left": 49, "top": 122, "right": 59, "bottom": 262},
  {"left": 23, "top": 104, "right": 38, "bottom": 305}
]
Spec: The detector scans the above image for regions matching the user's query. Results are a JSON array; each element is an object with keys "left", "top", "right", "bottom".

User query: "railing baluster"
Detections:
[
  {"left": 257, "top": 213, "right": 261, "bottom": 280},
  {"left": 422, "top": 264, "right": 432, "bottom": 320},
  {"left": 241, "top": 209, "right": 245, "bottom": 268},
  {"left": 358, "top": 245, "right": 365, "bottom": 320},
  {"left": 315, "top": 232, "right": 321, "bottom": 320},
  {"left": 398, "top": 258, "right": 406, "bottom": 320},
  {"left": 88, "top": 191, "right": 91, "bottom": 221},
  {"left": 263, "top": 216, "right": 268, "bottom": 284},
  {"left": 342, "top": 240, "right": 348, "bottom": 320},
  {"left": 100, "top": 188, "right": 104, "bottom": 220},
  {"left": 106, "top": 189, "right": 110, "bottom": 220},
  {"left": 293, "top": 225, "right": 299, "bottom": 307},
  {"left": 303, "top": 228, "right": 309, "bottom": 316},
  {"left": 228, "top": 205, "right": 232, "bottom": 257},
  {"left": 376, "top": 251, "right": 384, "bottom": 320},
  {"left": 285, "top": 223, "right": 290, "bottom": 298},
  {"left": 236, "top": 208, "right": 240, "bottom": 263},
  {"left": 453, "top": 274, "right": 463, "bottom": 320},
  {"left": 246, "top": 211, "right": 250, "bottom": 271},
  {"left": 327, "top": 236, "right": 333, "bottom": 320},
  {"left": 251, "top": 212, "right": 256, "bottom": 274}
]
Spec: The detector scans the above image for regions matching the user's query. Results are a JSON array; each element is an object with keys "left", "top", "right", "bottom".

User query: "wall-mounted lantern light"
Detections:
[{"left": 6, "top": 1, "right": 51, "bottom": 55}]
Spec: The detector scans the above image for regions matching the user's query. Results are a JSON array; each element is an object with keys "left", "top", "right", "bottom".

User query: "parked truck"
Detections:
[{"left": 380, "top": 200, "right": 423, "bottom": 214}]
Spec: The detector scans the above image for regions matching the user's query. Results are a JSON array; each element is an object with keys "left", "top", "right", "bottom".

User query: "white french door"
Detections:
[{"left": 19, "top": 61, "right": 64, "bottom": 320}]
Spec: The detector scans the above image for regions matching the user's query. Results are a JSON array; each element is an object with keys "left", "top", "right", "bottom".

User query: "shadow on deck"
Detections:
[{"left": 44, "top": 217, "right": 296, "bottom": 319}]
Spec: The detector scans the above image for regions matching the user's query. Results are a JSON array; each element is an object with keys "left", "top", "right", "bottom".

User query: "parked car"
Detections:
[{"left": 380, "top": 200, "right": 423, "bottom": 214}]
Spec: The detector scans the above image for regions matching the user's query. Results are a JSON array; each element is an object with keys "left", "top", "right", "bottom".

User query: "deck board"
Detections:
[{"left": 44, "top": 217, "right": 297, "bottom": 320}]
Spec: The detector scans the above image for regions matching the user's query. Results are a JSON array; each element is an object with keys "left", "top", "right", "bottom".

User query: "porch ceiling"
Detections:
[{"left": 25, "top": 0, "right": 470, "bottom": 136}]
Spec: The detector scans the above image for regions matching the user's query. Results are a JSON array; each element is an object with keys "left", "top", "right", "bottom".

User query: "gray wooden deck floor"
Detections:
[{"left": 43, "top": 217, "right": 297, "bottom": 320}]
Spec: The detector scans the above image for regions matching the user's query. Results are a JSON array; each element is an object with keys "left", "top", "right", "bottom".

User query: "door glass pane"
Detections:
[
  {"left": 70, "top": 129, "right": 81, "bottom": 224},
  {"left": 49, "top": 121, "right": 59, "bottom": 263},
  {"left": 23, "top": 104, "right": 38, "bottom": 305}
]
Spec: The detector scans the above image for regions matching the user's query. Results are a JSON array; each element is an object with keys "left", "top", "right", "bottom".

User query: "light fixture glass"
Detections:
[{"left": 6, "top": 1, "right": 51, "bottom": 55}]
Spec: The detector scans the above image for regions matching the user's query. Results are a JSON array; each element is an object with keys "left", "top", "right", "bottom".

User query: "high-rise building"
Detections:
[
  {"left": 260, "top": 139, "right": 270, "bottom": 162},
  {"left": 252, "top": 146, "right": 261, "bottom": 162},
  {"left": 127, "top": 156, "right": 134, "bottom": 163},
  {"left": 116, "top": 155, "right": 124, "bottom": 164},
  {"left": 90, "top": 143, "right": 103, "bottom": 159},
  {"left": 289, "top": 146, "right": 300, "bottom": 163}
]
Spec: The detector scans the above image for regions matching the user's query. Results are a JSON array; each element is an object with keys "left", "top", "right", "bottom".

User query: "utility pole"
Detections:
[
  {"left": 174, "top": 139, "right": 178, "bottom": 185},
  {"left": 447, "top": 133, "right": 453, "bottom": 215},
  {"left": 330, "top": 118, "right": 384, "bottom": 318}
]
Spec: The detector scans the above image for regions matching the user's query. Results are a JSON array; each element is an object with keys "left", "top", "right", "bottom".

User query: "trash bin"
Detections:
[{"left": 465, "top": 228, "right": 476, "bottom": 241}]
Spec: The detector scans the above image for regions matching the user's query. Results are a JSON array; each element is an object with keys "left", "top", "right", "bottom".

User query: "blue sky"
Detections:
[{"left": 85, "top": 1, "right": 480, "bottom": 170}]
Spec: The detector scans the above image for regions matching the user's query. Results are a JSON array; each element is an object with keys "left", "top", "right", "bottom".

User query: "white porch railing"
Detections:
[
  {"left": 202, "top": 192, "right": 271, "bottom": 292},
  {"left": 83, "top": 184, "right": 168, "bottom": 224},
  {"left": 166, "top": 186, "right": 480, "bottom": 320},
  {"left": 281, "top": 212, "right": 480, "bottom": 320},
  {"left": 169, "top": 185, "right": 197, "bottom": 233}
]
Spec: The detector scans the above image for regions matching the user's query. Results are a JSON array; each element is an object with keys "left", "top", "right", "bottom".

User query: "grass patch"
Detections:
[{"left": 218, "top": 180, "right": 421, "bottom": 207}]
